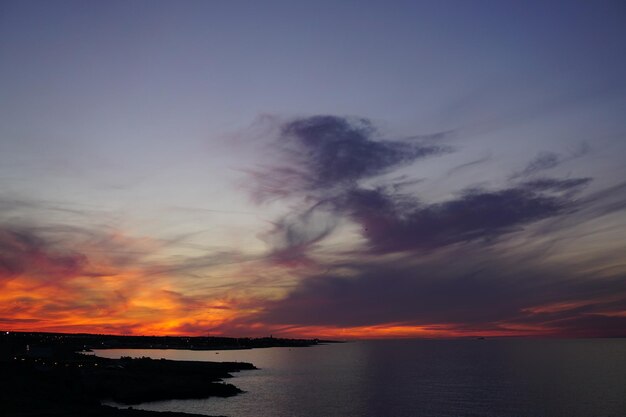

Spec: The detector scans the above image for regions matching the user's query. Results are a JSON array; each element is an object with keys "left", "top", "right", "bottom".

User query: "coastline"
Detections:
[
  {"left": 1, "top": 351, "right": 254, "bottom": 417},
  {"left": 0, "top": 331, "right": 325, "bottom": 417}
]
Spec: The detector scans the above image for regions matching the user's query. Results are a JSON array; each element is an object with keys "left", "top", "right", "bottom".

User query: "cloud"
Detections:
[
  {"left": 251, "top": 115, "right": 596, "bottom": 270},
  {"left": 580, "top": 181, "right": 626, "bottom": 217},
  {"left": 339, "top": 177, "right": 590, "bottom": 254},
  {"left": 252, "top": 115, "right": 451, "bottom": 263},
  {"left": 510, "top": 144, "right": 590, "bottom": 180},
  {"left": 0, "top": 317, "right": 41, "bottom": 324},
  {"left": 251, "top": 245, "right": 626, "bottom": 336},
  {"left": 2, "top": 111, "right": 620, "bottom": 338},
  {"left": 231, "top": 114, "right": 626, "bottom": 337},
  {"left": 445, "top": 154, "right": 491, "bottom": 177},
  {"left": 530, "top": 180, "right": 626, "bottom": 238},
  {"left": 511, "top": 152, "right": 561, "bottom": 179},
  {"left": 0, "top": 197, "right": 249, "bottom": 335},
  {"left": 253, "top": 115, "right": 450, "bottom": 201},
  {"left": 260, "top": 201, "right": 339, "bottom": 266},
  {"left": 235, "top": 176, "right": 625, "bottom": 337},
  {"left": 282, "top": 116, "right": 450, "bottom": 189},
  {"left": 520, "top": 177, "right": 592, "bottom": 192},
  {"left": 0, "top": 222, "right": 146, "bottom": 326},
  {"left": 0, "top": 227, "right": 88, "bottom": 283}
]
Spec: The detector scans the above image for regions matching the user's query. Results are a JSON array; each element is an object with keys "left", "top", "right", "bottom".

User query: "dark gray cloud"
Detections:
[
  {"left": 281, "top": 115, "right": 449, "bottom": 190},
  {"left": 244, "top": 176, "right": 626, "bottom": 335},
  {"left": 254, "top": 115, "right": 595, "bottom": 264},
  {"left": 238, "top": 114, "right": 626, "bottom": 337},
  {"left": 537, "top": 315, "right": 626, "bottom": 338},
  {"left": 254, "top": 115, "right": 451, "bottom": 261},
  {"left": 254, "top": 115, "right": 450, "bottom": 201},
  {"left": 340, "top": 178, "right": 589, "bottom": 254},
  {"left": 0, "top": 227, "right": 88, "bottom": 282},
  {"left": 530, "top": 180, "right": 626, "bottom": 238},
  {"left": 254, "top": 249, "right": 626, "bottom": 336}
]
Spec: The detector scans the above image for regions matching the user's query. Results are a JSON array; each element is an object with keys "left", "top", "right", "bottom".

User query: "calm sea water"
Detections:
[{"left": 95, "top": 339, "right": 626, "bottom": 417}]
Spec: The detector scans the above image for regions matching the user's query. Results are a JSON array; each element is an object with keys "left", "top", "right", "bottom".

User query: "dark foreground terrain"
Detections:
[
  {"left": 0, "top": 331, "right": 325, "bottom": 417},
  {"left": 1, "top": 352, "right": 254, "bottom": 417},
  {"left": 1, "top": 331, "right": 322, "bottom": 352}
]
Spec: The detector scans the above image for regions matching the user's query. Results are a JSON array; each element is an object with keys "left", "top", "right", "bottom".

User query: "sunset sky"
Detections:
[{"left": 1, "top": 0, "right": 625, "bottom": 338}]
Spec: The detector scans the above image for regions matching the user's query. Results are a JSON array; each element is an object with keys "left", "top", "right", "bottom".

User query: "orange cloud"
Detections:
[{"left": 0, "top": 225, "right": 245, "bottom": 335}]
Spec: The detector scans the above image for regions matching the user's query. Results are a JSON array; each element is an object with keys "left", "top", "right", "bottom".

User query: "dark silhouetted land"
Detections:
[{"left": 0, "top": 331, "right": 326, "bottom": 417}]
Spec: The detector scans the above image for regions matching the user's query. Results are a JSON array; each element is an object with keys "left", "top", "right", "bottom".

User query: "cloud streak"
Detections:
[
  {"left": 0, "top": 198, "right": 252, "bottom": 335},
  {"left": 252, "top": 115, "right": 592, "bottom": 261},
  {"left": 232, "top": 114, "right": 626, "bottom": 338},
  {"left": 250, "top": 243, "right": 626, "bottom": 337},
  {"left": 510, "top": 144, "right": 590, "bottom": 180},
  {"left": 1, "top": 113, "right": 622, "bottom": 339},
  {"left": 253, "top": 115, "right": 450, "bottom": 201},
  {"left": 340, "top": 178, "right": 589, "bottom": 254}
]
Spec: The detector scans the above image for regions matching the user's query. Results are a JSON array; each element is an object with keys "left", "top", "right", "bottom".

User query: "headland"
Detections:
[{"left": 0, "top": 331, "right": 325, "bottom": 417}]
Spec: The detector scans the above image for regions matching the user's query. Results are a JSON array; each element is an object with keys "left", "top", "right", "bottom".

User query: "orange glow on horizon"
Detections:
[{"left": 2, "top": 228, "right": 623, "bottom": 339}]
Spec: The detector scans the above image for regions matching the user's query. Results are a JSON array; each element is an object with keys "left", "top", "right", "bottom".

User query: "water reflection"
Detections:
[{"left": 96, "top": 339, "right": 626, "bottom": 417}]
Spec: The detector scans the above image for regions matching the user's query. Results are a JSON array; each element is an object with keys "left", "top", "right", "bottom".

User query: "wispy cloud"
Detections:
[
  {"left": 445, "top": 154, "right": 492, "bottom": 177},
  {"left": 2, "top": 112, "right": 623, "bottom": 338},
  {"left": 250, "top": 115, "right": 451, "bottom": 264},
  {"left": 340, "top": 178, "right": 589, "bottom": 254},
  {"left": 251, "top": 115, "right": 592, "bottom": 261},
  {"left": 510, "top": 143, "right": 590, "bottom": 180},
  {"left": 0, "top": 196, "right": 250, "bottom": 335},
  {"left": 249, "top": 242, "right": 626, "bottom": 337},
  {"left": 251, "top": 115, "right": 450, "bottom": 202},
  {"left": 229, "top": 114, "right": 626, "bottom": 337}
]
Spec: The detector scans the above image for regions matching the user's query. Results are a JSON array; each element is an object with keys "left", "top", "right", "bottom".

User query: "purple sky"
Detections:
[{"left": 1, "top": 0, "right": 625, "bottom": 337}]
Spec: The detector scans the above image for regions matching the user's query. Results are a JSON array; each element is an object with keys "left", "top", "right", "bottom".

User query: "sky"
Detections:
[{"left": 1, "top": 0, "right": 625, "bottom": 338}]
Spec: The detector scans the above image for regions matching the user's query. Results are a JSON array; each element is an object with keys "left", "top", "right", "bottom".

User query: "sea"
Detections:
[{"left": 95, "top": 338, "right": 626, "bottom": 417}]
